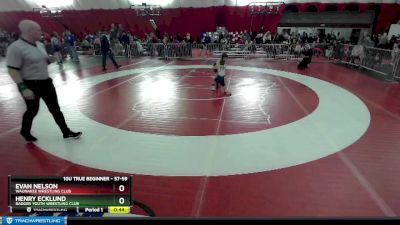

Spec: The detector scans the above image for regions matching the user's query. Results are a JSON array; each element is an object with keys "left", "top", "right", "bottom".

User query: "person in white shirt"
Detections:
[
  {"left": 6, "top": 20, "right": 82, "bottom": 142},
  {"left": 50, "top": 32, "right": 62, "bottom": 64}
]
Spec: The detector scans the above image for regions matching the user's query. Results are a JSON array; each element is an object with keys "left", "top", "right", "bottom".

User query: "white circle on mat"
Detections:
[{"left": 33, "top": 65, "right": 370, "bottom": 176}]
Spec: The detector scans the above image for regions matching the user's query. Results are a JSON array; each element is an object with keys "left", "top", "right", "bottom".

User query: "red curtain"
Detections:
[
  {"left": 0, "top": 3, "right": 399, "bottom": 38},
  {"left": 375, "top": 4, "right": 400, "bottom": 34}
]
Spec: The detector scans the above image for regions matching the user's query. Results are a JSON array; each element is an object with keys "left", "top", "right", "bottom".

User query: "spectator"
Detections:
[
  {"left": 113, "top": 41, "right": 124, "bottom": 56},
  {"left": 51, "top": 32, "right": 62, "bottom": 64},
  {"left": 372, "top": 34, "right": 379, "bottom": 47},
  {"left": 65, "top": 29, "right": 80, "bottom": 62},
  {"left": 80, "top": 39, "right": 91, "bottom": 51},
  {"left": 185, "top": 33, "right": 193, "bottom": 44},
  {"left": 389, "top": 35, "right": 397, "bottom": 49},
  {"left": 378, "top": 33, "right": 388, "bottom": 49},
  {"left": 110, "top": 24, "right": 118, "bottom": 41},
  {"left": 117, "top": 24, "right": 124, "bottom": 39},
  {"left": 391, "top": 42, "right": 399, "bottom": 65}
]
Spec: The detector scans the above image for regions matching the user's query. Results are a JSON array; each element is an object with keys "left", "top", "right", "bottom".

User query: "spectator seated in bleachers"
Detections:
[
  {"left": 80, "top": 39, "right": 91, "bottom": 51},
  {"left": 113, "top": 42, "right": 124, "bottom": 56},
  {"left": 313, "top": 42, "right": 325, "bottom": 56},
  {"left": 294, "top": 41, "right": 302, "bottom": 57},
  {"left": 350, "top": 45, "right": 365, "bottom": 65},
  {"left": 325, "top": 45, "right": 334, "bottom": 60}
]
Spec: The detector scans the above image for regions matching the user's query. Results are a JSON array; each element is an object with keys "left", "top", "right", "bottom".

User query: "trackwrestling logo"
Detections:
[{"left": 2, "top": 217, "right": 64, "bottom": 225}]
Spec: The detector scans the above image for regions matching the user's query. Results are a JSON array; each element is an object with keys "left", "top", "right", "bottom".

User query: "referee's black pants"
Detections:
[
  {"left": 102, "top": 51, "right": 118, "bottom": 69},
  {"left": 21, "top": 78, "right": 70, "bottom": 135},
  {"left": 298, "top": 57, "right": 311, "bottom": 69}
]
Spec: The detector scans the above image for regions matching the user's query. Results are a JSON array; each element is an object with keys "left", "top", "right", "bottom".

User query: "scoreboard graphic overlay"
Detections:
[{"left": 8, "top": 176, "right": 132, "bottom": 214}]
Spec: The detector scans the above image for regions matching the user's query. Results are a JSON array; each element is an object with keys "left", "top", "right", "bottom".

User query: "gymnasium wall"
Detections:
[{"left": 0, "top": 3, "right": 399, "bottom": 38}]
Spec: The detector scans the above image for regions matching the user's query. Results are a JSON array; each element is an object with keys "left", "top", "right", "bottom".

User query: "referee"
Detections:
[{"left": 6, "top": 20, "right": 82, "bottom": 142}]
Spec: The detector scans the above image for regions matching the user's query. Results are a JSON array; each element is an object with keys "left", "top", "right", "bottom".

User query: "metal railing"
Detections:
[
  {"left": 212, "top": 44, "right": 298, "bottom": 59},
  {"left": 84, "top": 42, "right": 400, "bottom": 81},
  {"left": 90, "top": 43, "right": 303, "bottom": 60},
  {"left": 334, "top": 44, "right": 399, "bottom": 81},
  {"left": 88, "top": 42, "right": 333, "bottom": 59}
]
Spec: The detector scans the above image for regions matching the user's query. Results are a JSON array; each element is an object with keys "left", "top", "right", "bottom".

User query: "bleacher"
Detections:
[{"left": 213, "top": 44, "right": 298, "bottom": 59}]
